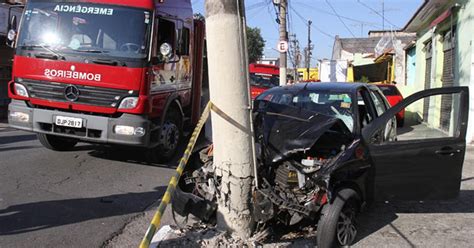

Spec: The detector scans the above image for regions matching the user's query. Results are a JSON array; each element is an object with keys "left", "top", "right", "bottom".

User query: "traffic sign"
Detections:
[{"left": 277, "top": 40, "right": 288, "bottom": 53}]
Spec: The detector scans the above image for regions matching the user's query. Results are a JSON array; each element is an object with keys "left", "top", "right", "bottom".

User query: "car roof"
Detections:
[
  {"left": 263, "top": 82, "right": 374, "bottom": 95},
  {"left": 375, "top": 84, "right": 397, "bottom": 88}
]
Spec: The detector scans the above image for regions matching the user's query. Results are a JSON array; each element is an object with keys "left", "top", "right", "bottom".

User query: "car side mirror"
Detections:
[
  {"left": 370, "top": 132, "right": 381, "bottom": 144},
  {"left": 6, "top": 15, "right": 18, "bottom": 48}
]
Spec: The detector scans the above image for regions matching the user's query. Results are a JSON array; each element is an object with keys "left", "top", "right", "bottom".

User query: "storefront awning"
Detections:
[{"left": 430, "top": 9, "right": 451, "bottom": 28}]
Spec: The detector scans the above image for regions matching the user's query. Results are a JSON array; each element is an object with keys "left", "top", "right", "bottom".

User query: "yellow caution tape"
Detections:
[{"left": 139, "top": 102, "right": 211, "bottom": 248}]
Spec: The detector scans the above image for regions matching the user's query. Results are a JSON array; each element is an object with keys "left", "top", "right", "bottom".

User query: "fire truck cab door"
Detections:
[{"left": 151, "top": 18, "right": 178, "bottom": 92}]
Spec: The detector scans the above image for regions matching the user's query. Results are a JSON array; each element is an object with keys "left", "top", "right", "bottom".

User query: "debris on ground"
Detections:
[{"left": 151, "top": 223, "right": 317, "bottom": 248}]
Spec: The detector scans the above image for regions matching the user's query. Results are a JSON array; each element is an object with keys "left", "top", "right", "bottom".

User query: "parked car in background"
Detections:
[
  {"left": 249, "top": 63, "right": 279, "bottom": 99},
  {"left": 376, "top": 84, "right": 405, "bottom": 127}
]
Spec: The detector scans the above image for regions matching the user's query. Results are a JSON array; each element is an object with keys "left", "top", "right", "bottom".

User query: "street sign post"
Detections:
[{"left": 277, "top": 40, "right": 289, "bottom": 53}]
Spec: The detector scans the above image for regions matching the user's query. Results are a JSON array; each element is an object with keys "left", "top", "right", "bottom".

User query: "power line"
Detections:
[
  {"left": 287, "top": 0, "right": 295, "bottom": 38},
  {"left": 266, "top": 0, "right": 280, "bottom": 33},
  {"left": 356, "top": 0, "right": 400, "bottom": 29},
  {"left": 293, "top": 1, "right": 381, "bottom": 29},
  {"left": 289, "top": 5, "right": 335, "bottom": 40},
  {"left": 325, "top": 0, "right": 356, "bottom": 38},
  {"left": 247, "top": 4, "right": 270, "bottom": 19},
  {"left": 247, "top": 1, "right": 267, "bottom": 11}
]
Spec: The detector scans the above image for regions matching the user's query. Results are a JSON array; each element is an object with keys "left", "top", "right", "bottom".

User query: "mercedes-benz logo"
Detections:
[{"left": 64, "top": 85, "right": 80, "bottom": 102}]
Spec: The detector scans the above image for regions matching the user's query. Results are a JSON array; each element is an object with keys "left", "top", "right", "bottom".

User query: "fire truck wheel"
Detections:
[
  {"left": 317, "top": 188, "right": 360, "bottom": 248},
  {"left": 37, "top": 133, "right": 78, "bottom": 151},
  {"left": 148, "top": 109, "right": 182, "bottom": 163}
]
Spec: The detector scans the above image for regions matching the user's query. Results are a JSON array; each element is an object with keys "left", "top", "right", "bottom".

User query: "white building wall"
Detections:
[{"left": 468, "top": 44, "right": 474, "bottom": 144}]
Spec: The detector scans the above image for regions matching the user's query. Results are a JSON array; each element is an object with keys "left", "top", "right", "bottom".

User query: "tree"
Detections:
[{"left": 246, "top": 26, "right": 265, "bottom": 63}]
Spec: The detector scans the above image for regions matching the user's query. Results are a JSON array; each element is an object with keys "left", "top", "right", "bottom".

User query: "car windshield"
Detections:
[
  {"left": 18, "top": 2, "right": 151, "bottom": 59},
  {"left": 258, "top": 90, "right": 355, "bottom": 132},
  {"left": 250, "top": 73, "right": 279, "bottom": 88},
  {"left": 378, "top": 85, "right": 399, "bottom": 96}
]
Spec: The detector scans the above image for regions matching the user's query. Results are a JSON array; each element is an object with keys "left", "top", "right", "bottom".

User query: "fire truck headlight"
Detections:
[
  {"left": 10, "top": 111, "right": 30, "bottom": 123},
  {"left": 114, "top": 125, "right": 146, "bottom": 136},
  {"left": 14, "top": 83, "right": 29, "bottom": 98},
  {"left": 118, "top": 97, "right": 138, "bottom": 109}
]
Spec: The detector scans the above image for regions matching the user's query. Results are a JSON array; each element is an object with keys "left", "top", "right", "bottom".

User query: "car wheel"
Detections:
[
  {"left": 37, "top": 133, "right": 78, "bottom": 151},
  {"left": 147, "top": 109, "right": 182, "bottom": 163},
  {"left": 317, "top": 188, "right": 359, "bottom": 248}
]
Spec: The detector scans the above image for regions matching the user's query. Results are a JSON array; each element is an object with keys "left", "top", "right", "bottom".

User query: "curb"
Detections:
[{"left": 0, "top": 121, "right": 9, "bottom": 129}]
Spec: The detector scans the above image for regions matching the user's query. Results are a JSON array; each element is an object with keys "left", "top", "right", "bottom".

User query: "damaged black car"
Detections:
[{"left": 172, "top": 83, "right": 470, "bottom": 248}]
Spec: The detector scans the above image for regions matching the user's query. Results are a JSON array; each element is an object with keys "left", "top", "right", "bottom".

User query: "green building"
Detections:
[{"left": 402, "top": 0, "right": 474, "bottom": 143}]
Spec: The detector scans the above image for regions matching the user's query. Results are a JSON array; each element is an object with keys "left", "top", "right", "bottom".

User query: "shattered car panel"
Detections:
[
  {"left": 252, "top": 101, "right": 367, "bottom": 225},
  {"left": 254, "top": 102, "right": 353, "bottom": 164}
]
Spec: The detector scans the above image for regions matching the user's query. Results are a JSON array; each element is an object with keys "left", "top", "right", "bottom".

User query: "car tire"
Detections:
[
  {"left": 147, "top": 109, "right": 182, "bottom": 163},
  {"left": 317, "top": 188, "right": 360, "bottom": 248},
  {"left": 37, "top": 133, "right": 78, "bottom": 151}
]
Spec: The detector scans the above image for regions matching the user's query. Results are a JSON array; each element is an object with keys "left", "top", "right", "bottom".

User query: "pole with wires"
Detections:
[
  {"left": 290, "top": 34, "right": 300, "bottom": 81},
  {"left": 382, "top": 0, "right": 385, "bottom": 30},
  {"left": 278, "top": 0, "right": 288, "bottom": 86},
  {"left": 306, "top": 20, "right": 312, "bottom": 79}
]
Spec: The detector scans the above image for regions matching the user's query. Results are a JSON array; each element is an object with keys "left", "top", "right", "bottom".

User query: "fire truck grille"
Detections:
[{"left": 22, "top": 79, "right": 133, "bottom": 108}]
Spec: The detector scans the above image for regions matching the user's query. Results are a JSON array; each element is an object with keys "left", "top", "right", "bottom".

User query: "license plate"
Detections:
[{"left": 55, "top": 116, "right": 83, "bottom": 128}]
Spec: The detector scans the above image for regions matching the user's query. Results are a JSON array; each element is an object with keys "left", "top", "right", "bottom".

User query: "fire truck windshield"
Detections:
[
  {"left": 250, "top": 73, "right": 279, "bottom": 89},
  {"left": 18, "top": 2, "right": 151, "bottom": 60}
]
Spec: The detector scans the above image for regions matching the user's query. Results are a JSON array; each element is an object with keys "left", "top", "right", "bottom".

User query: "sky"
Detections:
[{"left": 191, "top": 0, "right": 423, "bottom": 66}]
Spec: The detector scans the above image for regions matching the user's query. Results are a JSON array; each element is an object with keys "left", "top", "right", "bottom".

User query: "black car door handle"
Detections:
[{"left": 435, "top": 147, "right": 462, "bottom": 156}]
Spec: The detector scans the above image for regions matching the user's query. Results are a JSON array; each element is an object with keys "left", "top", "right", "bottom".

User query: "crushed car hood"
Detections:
[{"left": 254, "top": 102, "right": 353, "bottom": 163}]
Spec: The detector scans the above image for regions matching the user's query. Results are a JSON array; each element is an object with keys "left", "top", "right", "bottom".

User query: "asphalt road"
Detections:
[{"left": 0, "top": 123, "right": 176, "bottom": 248}]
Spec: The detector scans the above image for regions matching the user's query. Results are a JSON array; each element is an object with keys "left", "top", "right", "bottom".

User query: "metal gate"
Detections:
[
  {"left": 440, "top": 30, "right": 455, "bottom": 132},
  {"left": 423, "top": 41, "right": 432, "bottom": 122}
]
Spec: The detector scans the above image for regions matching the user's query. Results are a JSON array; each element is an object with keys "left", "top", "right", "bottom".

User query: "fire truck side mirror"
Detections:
[
  {"left": 160, "top": 43, "right": 173, "bottom": 57},
  {"left": 158, "top": 43, "right": 180, "bottom": 63},
  {"left": 6, "top": 14, "right": 18, "bottom": 48}
]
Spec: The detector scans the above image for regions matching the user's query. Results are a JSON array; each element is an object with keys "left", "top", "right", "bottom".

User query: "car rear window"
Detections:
[{"left": 378, "top": 85, "right": 399, "bottom": 96}]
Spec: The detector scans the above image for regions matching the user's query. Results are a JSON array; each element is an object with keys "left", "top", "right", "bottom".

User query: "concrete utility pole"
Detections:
[
  {"left": 205, "top": 0, "right": 255, "bottom": 239},
  {"left": 278, "top": 0, "right": 288, "bottom": 86},
  {"left": 306, "top": 20, "right": 312, "bottom": 77}
]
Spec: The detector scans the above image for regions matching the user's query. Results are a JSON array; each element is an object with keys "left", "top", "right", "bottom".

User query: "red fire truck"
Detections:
[
  {"left": 249, "top": 63, "right": 279, "bottom": 99},
  {"left": 6, "top": 0, "right": 206, "bottom": 161}
]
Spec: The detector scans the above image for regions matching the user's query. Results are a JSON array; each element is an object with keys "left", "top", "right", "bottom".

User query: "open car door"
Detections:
[{"left": 363, "top": 87, "right": 469, "bottom": 200}]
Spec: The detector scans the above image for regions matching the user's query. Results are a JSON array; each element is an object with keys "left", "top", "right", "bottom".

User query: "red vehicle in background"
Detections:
[
  {"left": 377, "top": 84, "right": 405, "bottom": 127},
  {"left": 6, "top": 0, "right": 206, "bottom": 162},
  {"left": 249, "top": 63, "right": 279, "bottom": 99}
]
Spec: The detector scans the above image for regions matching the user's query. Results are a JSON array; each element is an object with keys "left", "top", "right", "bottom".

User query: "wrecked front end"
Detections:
[
  {"left": 251, "top": 102, "right": 363, "bottom": 226},
  {"left": 172, "top": 101, "right": 368, "bottom": 228}
]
